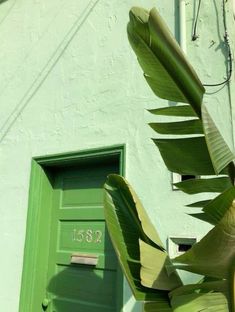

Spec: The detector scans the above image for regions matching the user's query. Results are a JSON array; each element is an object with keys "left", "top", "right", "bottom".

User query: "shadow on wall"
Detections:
[{"left": 46, "top": 264, "right": 117, "bottom": 311}]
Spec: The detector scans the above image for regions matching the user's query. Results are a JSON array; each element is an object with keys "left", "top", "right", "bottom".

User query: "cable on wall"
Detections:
[
  {"left": 192, "top": 0, "right": 232, "bottom": 87},
  {"left": 192, "top": 0, "right": 201, "bottom": 41}
]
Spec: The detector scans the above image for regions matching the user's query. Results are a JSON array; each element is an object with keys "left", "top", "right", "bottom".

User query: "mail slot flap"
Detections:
[
  {"left": 71, "top": 253, "right": 98, "bottom": 265},
  {"left": 56, "top": 251, "right": 117, "bottom": 270}
]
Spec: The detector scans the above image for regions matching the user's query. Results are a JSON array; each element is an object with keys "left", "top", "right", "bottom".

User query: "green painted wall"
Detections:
[{"left": 0, "top": 0, "right": 234, "bottom": 310}]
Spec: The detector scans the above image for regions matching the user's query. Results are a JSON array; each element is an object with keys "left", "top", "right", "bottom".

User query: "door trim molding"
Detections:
[{"left": 19, "top": 145, "right": 125, "bottom": 311}]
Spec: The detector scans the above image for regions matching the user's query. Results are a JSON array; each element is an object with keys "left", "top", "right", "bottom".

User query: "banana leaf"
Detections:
[
  {"left": 169, "top": 280, "right": 228, "bottom": 298},
  {"left": 127, "top": 7, "right": 205, "bottom": 116},
  {"left": 104, "top": 174, "right": 182, "bottom": 305},
  {"left": 175, "top": 177, "right": 232, "bottom": 194},
  {"left": 126, "top": 6, "right": 235, "bottom": 312},
  {"left": 140, "top": 239, "right": 181, "bottom": 290},
  {"left": 128, "top": 6, "right": 234, "bottom": 183},
  {"left": 188, "top": 212, "right": 217, "bottom": 225},
  {"left": 169, "top": 279, "right": 229, "bottom": 311},
  {"left": 230, "top": 260, "right": 235, "bottom": 312},
  {"left": 186, "top": 200, "right": 212, "bottom": 208},
  {"left": 173, "top": 200, "right": 235, "bottom": 279},
  {"left": 148, "top": 105, "right": 197, "bottom": 117},
  {"left": 171, "top": 292, "right": 228, "bottom": 312},
  {"left": 143, "top": 301, "right": 173, "bottom": 311},
  {"left": 149, "top": 119, "right": 203, "bottom": 135},
  {"left": 153, "top": 137, "right": 215, "bottom": 175},
  {"left": 167, "top": 278, "right": 229, "bottom": 311},
  {"left": 203, "top": 187, "right": 235, "bottom": 224},
  {"left": 202, "top": 103, "right": 235, "bottom": 174}
]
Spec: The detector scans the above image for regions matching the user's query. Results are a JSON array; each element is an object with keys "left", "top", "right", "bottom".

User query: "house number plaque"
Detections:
[{"left": 72, "top": 229, "right": 103, "bottom": 243}]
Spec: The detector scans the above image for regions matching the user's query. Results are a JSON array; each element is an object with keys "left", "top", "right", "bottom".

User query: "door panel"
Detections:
[{"left": 44, "top": 162, "right": 122, "bottom": 311}]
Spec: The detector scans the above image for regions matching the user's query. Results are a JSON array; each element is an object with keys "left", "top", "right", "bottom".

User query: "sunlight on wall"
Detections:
[{"left": 123, "top": 278, "right": 142, "bottom": 312}]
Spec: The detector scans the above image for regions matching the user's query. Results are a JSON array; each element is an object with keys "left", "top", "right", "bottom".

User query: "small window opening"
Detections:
[
  {"left": 178, "top": 243, "right": 192, "bottom": 252},
  {"left": 168, "top": 237, "right": 197, "bottom": 258},
  {"left": 172, "top": 173, "right": 197, "bottom": 190},
  {"left": 181, "top": 175, "right": 196, "bottom": 181}
]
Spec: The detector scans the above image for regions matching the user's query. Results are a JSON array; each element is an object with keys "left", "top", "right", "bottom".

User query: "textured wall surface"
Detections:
[{"left": 0, "top": 0, "right": 234, "bottom": 310}]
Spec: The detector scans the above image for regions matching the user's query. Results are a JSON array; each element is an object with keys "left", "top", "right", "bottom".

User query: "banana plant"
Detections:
[{"left": 104, "top": 6, "right": 235, "bottom": 312}]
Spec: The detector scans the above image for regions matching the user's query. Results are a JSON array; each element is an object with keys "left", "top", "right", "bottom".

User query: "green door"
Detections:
[{"left": 43, "top": 162, "right": 123, "bottom": 311}]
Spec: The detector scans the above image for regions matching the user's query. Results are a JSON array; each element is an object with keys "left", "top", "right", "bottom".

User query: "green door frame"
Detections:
[{"left": 19, "top": 145, "right": 125, "bottom": 312}]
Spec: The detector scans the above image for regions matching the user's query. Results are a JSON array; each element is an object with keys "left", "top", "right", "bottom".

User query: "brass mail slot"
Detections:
[{"left": 70, "top": 253, "right": 98, "bottom": 265}]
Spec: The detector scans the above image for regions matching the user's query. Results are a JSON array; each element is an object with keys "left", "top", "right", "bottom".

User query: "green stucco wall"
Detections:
[{"left": 0, "top": 0, "right": 234, "bottom": 311}]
